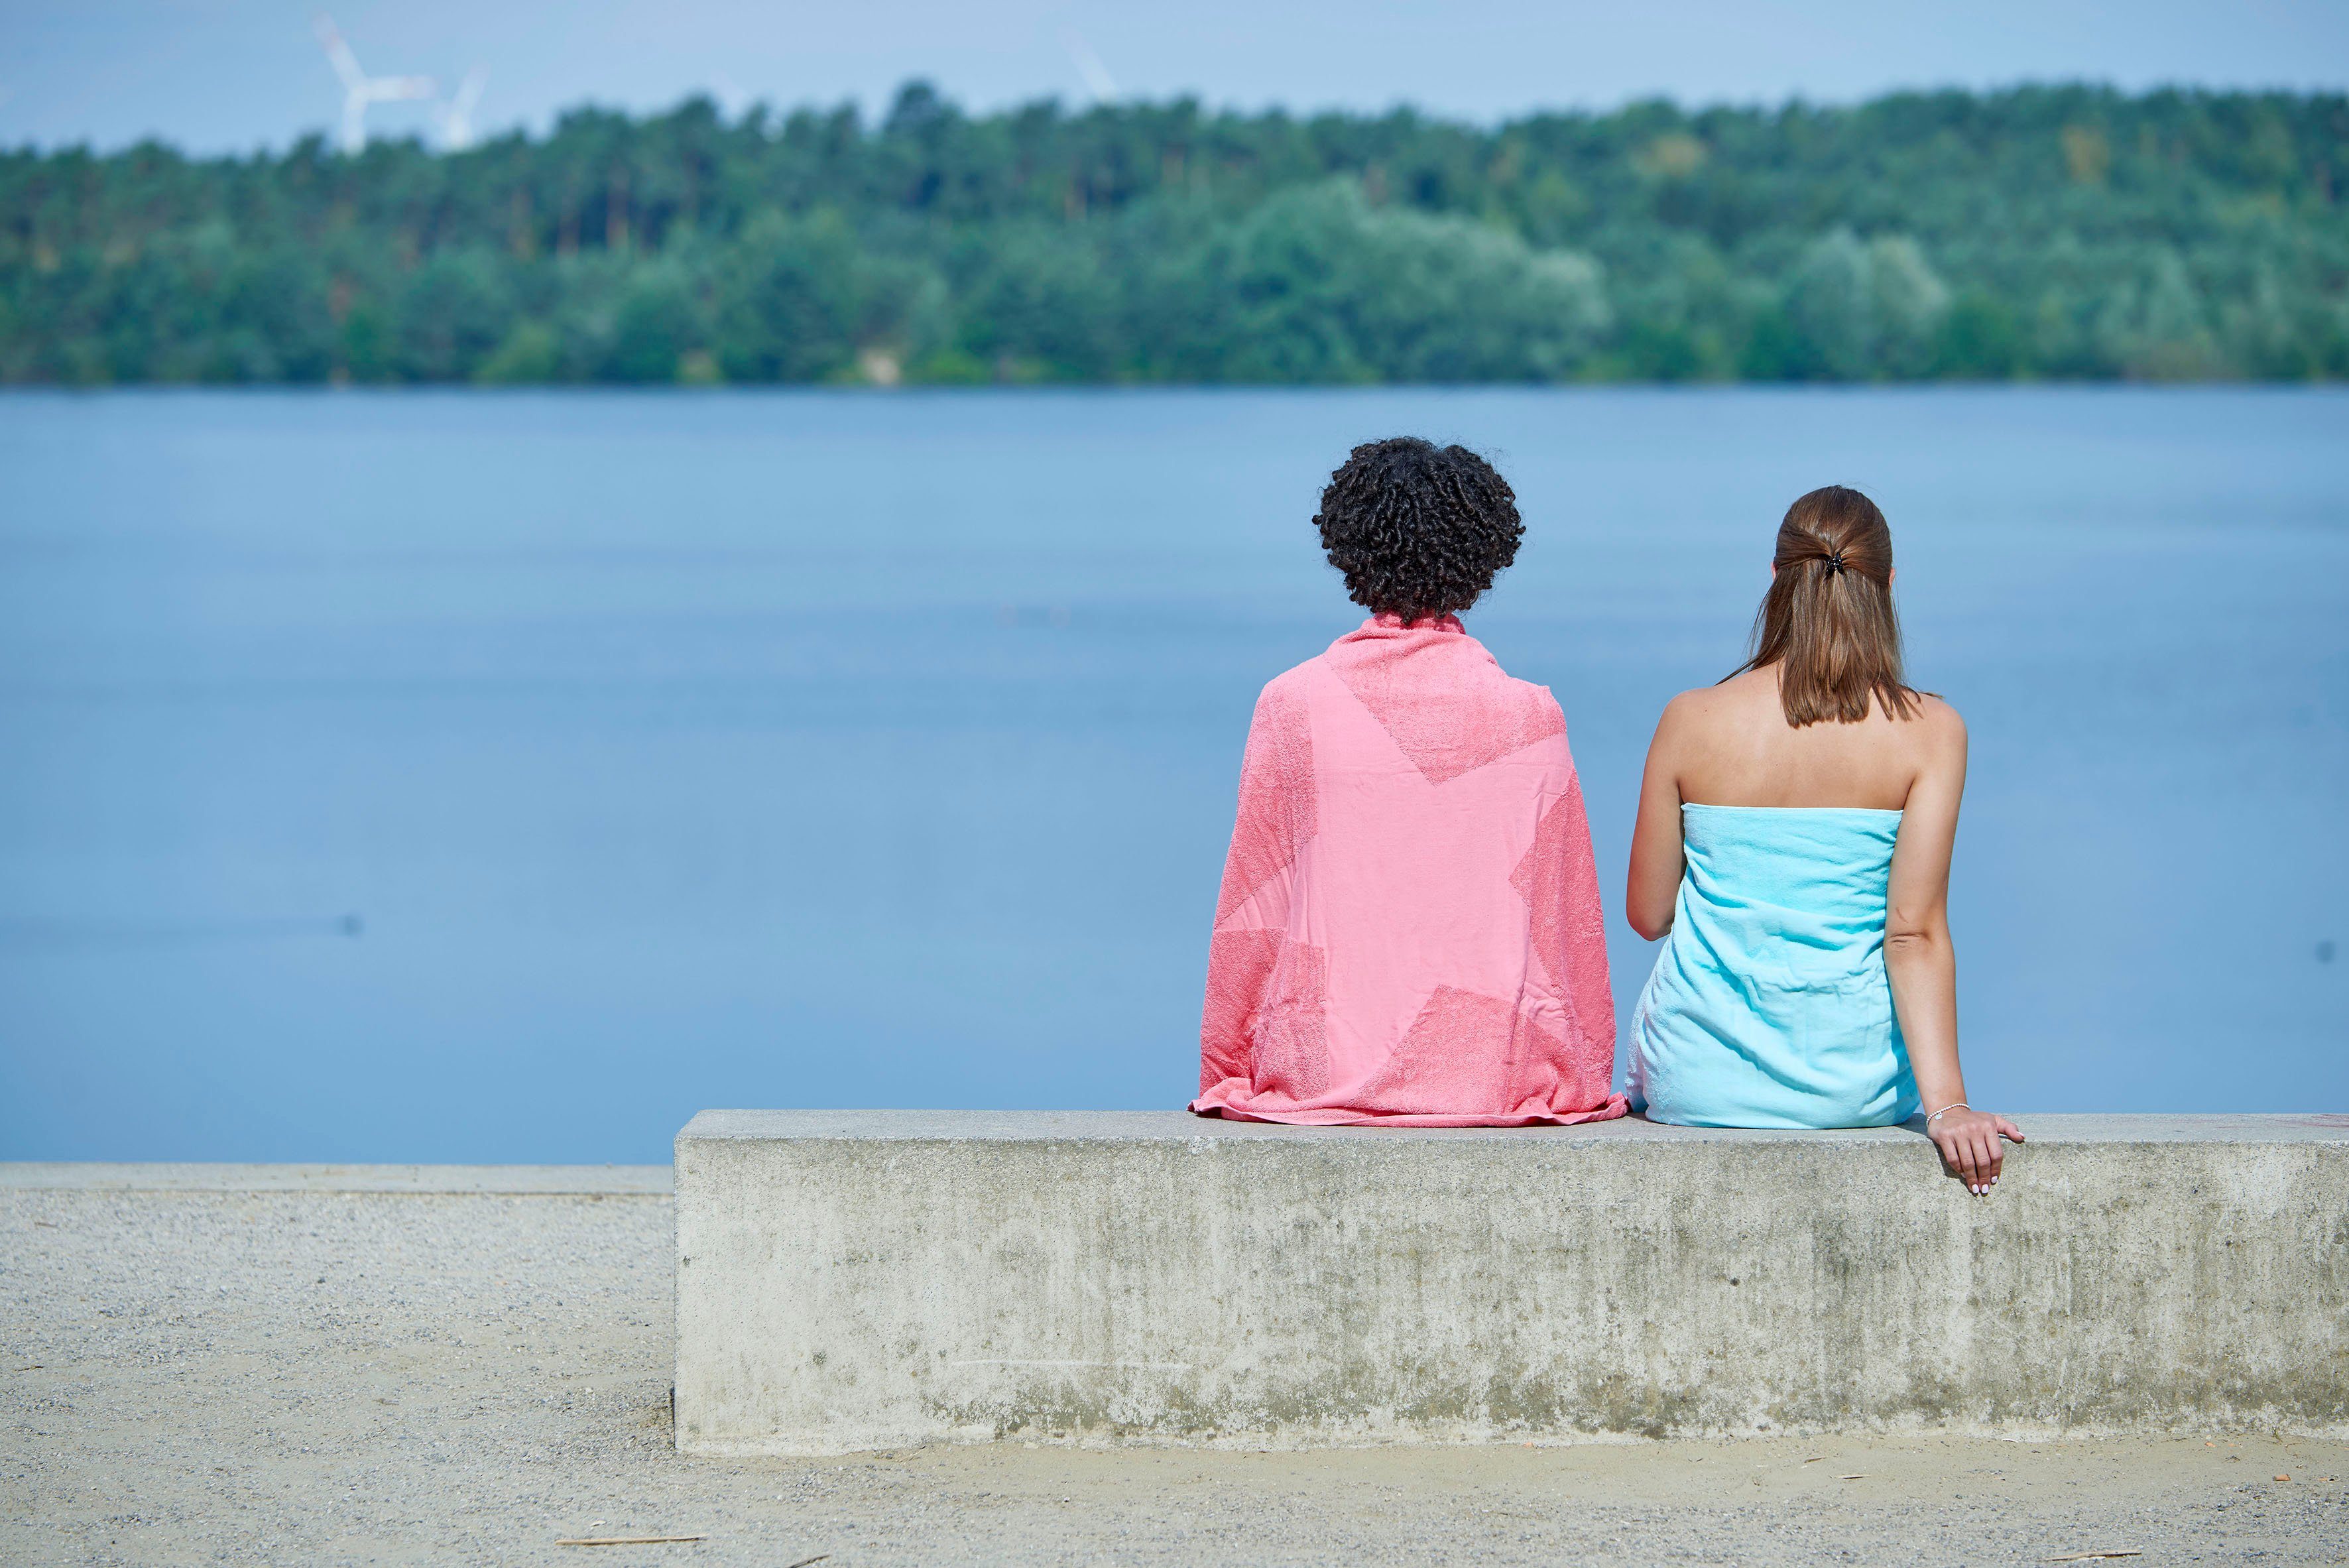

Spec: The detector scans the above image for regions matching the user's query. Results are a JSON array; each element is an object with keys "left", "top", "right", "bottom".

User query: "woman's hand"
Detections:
[{"left": 1929, "top": 1108, "right": 2022, "bottom": 1194}]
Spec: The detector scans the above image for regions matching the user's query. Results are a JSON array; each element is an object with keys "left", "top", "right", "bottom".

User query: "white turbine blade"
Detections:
[
  {"left": 435, "top": 70, "right": 484, "bottom": 151},
  {"left": 439, "top": 67, "right": 487, "bottom": 151},
  {"left": 369, "top": 75, "right": 436, "bottom": 103},
  {"left": 314, "top": 14, "right": 365, "bottom": 93},
  {"left": 1061, "top": 29, "right": 1118, "bottom": 103}
]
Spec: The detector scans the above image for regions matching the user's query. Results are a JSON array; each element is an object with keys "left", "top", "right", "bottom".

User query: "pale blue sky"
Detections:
[{"left": 3, "top": 0, "right": 2345, "bottom": 153}]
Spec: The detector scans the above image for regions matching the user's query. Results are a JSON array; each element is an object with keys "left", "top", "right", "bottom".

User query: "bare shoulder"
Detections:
[
  {"left": 1667, "top": 669, "right": 1779, "bottom": 733},
  {"left": 1657, "top": 686, "right": 1713, "bottom": 727},
  {"left": 1652, "top": 683, "right": 1724, "bottom": 749},
  {"left": 1661, "top": 673, "right": 1753, "bottom": 727},
  {"left": 1896, "top": 693, "right": 1967, "bottom": 798},
  {"left": 1650, "top": 676, "right": 1766, "bottom": 782},
  {"left": 1906, "top": 692, "right": 1967, "bottom": 751}
]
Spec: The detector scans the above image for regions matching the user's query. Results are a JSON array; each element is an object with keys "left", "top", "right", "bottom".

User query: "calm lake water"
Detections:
[{"left": 2, "top": 387, "right": 2344, "bottom": 1162}]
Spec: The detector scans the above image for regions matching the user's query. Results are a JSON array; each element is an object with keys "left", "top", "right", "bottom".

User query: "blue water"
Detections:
[{"left": 1, "top": 387, "right": 2344, "bottom": 1162}]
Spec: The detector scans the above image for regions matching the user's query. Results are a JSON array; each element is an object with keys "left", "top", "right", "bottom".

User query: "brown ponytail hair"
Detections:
[{"left": 1732, "top": 485, "right": 1921, "bottom": 726}]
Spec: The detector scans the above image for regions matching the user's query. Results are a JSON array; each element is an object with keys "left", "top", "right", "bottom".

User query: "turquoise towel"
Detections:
[{"left": 1630, "top": 804, "right": 1921, "bottom": 1129}]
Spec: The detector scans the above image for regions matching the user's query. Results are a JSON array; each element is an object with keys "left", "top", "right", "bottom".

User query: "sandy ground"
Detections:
[{"left": 3, "top": 1176, "right": 2345, "bottom": 1567}]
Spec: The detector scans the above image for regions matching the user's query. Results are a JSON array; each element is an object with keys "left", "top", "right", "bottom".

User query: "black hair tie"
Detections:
[{"left": 1823, "top": 549, "right": 1846, "bottom": 576}]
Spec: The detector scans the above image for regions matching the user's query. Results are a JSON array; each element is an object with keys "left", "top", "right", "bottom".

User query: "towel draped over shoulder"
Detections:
[{"left": 1191, "top": 615, "right": 1627, "bottom": 1126}]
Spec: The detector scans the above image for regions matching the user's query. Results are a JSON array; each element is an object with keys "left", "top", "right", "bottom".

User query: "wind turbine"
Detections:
[
  {"left": 435, "top": 66, "right": 489, "bottom": 151},
  {"left": 314, "top": 15, "right": 434, "bottom": 154},
  {"left": 1061, "top": 29, "right": 1118, "bottom": 105}
]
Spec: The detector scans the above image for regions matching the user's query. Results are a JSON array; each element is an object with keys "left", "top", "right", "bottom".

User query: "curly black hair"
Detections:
[{"left": 1313, "top": 438, "right": 1524, "bottom": 623}]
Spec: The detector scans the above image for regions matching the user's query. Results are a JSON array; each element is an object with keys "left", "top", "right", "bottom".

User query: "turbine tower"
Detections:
[
  {"left": 314, "top": 15, "right": 434, "bottom": 154},
  {"left": 435, "top": 67, "right": 489, "bottom": 151}
]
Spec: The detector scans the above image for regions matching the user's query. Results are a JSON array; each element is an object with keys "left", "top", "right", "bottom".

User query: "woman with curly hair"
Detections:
[
  {"left": 1624, "top": 485, "right": 2022, "bottom": 1193},
  {"left": 1191, "top": 437, "right": 1626, "bottom": 1126}
]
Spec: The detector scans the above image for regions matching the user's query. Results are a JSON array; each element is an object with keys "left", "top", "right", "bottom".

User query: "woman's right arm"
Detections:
[{"left": 1624, "top": 697, "right": 1689, "bottom": 941}]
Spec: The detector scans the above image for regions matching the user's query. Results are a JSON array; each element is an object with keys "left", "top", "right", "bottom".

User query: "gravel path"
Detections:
[{"left": 3, "top": 1170, "right": 2344, "bottom": 1566}]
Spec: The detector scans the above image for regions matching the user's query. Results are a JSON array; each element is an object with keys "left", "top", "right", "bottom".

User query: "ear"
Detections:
[{"left": 1888, "top": 566, "right": 1897, "bottom": 585}]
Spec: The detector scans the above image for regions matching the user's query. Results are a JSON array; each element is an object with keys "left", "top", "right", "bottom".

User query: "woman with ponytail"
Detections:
[{"left": 1624, "top": 485, "right": 2022, "bottom": 1192}]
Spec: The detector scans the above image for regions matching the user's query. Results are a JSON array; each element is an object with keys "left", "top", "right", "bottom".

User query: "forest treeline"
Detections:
[{"left": 3, "top": 82, "right": 2346, "bottom": 385}]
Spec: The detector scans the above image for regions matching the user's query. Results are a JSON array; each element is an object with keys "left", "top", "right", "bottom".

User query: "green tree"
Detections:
[
  {"left": 605, "top": 267, "right": 705, "bottom": 383},
  {"left": 395, "top": 249, "right": 516, "bottom": 381},
  {"left": 1177, "top": 180, "right": 1608, "bottom": 382},
  {"left": 714, "top": 210, "right": 865, "bottom": 381}
]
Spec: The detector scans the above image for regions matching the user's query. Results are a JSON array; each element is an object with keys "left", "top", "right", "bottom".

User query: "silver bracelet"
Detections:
[{"left": 1925, "top": 1101, "right": 1970, "bottom": 1126}]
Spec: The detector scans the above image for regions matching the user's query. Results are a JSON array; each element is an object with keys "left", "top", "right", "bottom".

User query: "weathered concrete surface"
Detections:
[
  {"left": 675, "top": 1112, "right": 2349, "bottom": 1455},
  {"left": 9, "top": 1163, "right": 2349, "bottom": 1567}
]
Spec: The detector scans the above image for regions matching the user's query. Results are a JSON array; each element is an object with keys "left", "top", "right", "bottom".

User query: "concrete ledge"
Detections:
[{"left": 674, "top": 1111, "right": 2349, "bottom": 1453}]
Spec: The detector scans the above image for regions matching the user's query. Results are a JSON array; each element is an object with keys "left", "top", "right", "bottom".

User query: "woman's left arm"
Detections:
[{"left": 1884, "top": 701, "right": 2022, "bottom": 1191}]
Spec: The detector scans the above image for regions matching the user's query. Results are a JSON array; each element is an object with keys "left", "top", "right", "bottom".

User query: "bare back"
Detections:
[
  {"left": 1661, "top": 664, "right": 1945, "bottom": 812},
  {"left": 1624, "top": 662, "right": 1968, "bottom": 947}
]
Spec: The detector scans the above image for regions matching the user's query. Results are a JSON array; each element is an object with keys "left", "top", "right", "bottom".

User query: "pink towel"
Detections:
[{"left": 1193, "top": 615, "right": 1628, "bottom": 1126}]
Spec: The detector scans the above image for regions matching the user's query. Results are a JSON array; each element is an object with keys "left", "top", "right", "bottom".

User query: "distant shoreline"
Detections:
[{"left": 5, "top": 82, "right": 2343, "bottom": 390}]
